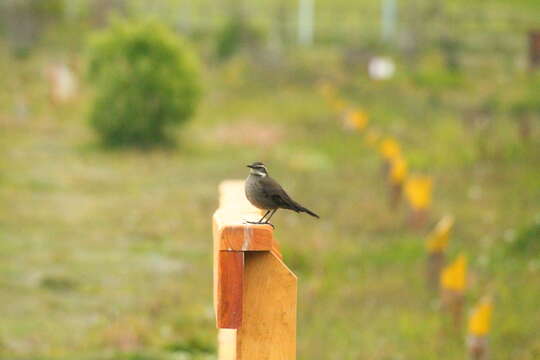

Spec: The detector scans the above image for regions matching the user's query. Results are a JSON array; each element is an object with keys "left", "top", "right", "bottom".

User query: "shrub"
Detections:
[
  {"left": 87, "top": 19, "right": 201, "bottom": 147},
  {"left": 215, "top": 15, "right": 263, "bottom": 61},
  {"left": 509, "top": 222, "right": 540, "bottom": 256}
]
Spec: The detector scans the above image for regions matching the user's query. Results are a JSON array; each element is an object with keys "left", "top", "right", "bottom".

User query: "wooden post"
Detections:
[
  {"left": 213, "top": 180, "right": 297, "bottom": 360},
  {"left": 467, "top": 297, "right": 493, "bottom": 360},
  {"left": 440, "top": 254, "right": 467, "bottom": 331},
  {"left": 441, "top": 288, "right": 465, "bottom": 330},
  {"left": 529, "top": 30, "right": 540, "bottom": 69},
  {"left": 468, "top": 336, "right": 489, "bottom": 360},
  {"left": 425, "top": 215, "right": 454, "bottom": 291},
  {"left": 426, "top": 251, "right": 445, "bottom": 291}
]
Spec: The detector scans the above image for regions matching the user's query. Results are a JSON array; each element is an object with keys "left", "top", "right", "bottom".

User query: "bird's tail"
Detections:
[{"left": 297, "top": 205, "right": 320, "bottom": 219}]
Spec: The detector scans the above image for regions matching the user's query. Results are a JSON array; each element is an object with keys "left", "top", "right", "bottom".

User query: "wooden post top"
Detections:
[
  {"left": 213, "top": 180, "right": 287, "bottom": 330},
  {"left": 213, "top": 180, "right": 276, "bottom": 252},
  {"left": 213, "top": 181, "right": 297, "bottom": 360}
]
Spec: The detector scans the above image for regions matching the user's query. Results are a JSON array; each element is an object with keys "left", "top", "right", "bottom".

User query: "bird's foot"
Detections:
[
  {"left": 244, "top": 220, "right": 261, "bottom": 225},
  {"left": 243, "top": 220, "right": 275, "bottom": 229}
]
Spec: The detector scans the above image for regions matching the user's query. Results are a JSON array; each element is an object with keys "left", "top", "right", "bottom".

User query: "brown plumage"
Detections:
[{"left": 244, "top": 162, "right": 319, "bottom": 227}]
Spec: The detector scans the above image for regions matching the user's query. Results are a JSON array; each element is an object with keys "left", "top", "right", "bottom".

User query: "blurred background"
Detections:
[{"left": 0, "top": 0, "right": 539, "bottom": 359}]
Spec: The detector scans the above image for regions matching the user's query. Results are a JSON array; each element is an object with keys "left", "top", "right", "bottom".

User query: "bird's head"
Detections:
[{"left": 247, "top": 162, "right": 268, "bottom": 177}]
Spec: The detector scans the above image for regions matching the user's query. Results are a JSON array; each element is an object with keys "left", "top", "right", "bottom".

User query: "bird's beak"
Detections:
[{"left": 246, "top": 164, "right": 254, "bottom": 169}]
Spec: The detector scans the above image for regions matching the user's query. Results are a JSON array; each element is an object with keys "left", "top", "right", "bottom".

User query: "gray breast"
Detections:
[{"left": 245, "top": 175, "right": 277, "bottom": 210}]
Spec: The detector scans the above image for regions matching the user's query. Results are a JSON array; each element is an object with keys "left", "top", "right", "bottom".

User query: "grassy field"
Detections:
[{"left": 1, "top": 3, "right": 540, "bottom": 359}]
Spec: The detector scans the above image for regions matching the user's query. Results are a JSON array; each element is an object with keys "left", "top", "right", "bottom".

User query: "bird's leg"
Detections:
[
  {"left": 263, "top": 209, "right": 278, "bottom": 225},
  {"left": 244, "top": 209, "right": 276, "bottom": 228},
  {"left": 257, "top": 210, "right": 272, "bottom": 223},
  {"left": 245, "top": 210, "right": 270, "bottom": 225}
]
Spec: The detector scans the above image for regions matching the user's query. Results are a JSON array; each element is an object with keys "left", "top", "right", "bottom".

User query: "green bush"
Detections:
[
  {"left": 508, "top": 222, "right": 540, "bottom": 256},
  {"left": 215, "top": 15, "right": 263, "bottom": 61},
  {"left": 87, "top": 19, "right": 201, "bottom": 147}
]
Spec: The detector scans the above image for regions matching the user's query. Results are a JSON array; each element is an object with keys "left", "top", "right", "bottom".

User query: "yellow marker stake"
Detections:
[
  {"left": 426, "top": 215, "right": 455, "bottom": 253},
  {"left": 344, "top": 110, "right": 368, "bottom": 131},
  {"left": 469, "top": 297, "right": 493, "bottom": 336},
  {"left": 441, "top": 254, "right": 467, "bottom": 292},
  {"left": 404, "top": 175, "right": 433, "bottom": 210}
]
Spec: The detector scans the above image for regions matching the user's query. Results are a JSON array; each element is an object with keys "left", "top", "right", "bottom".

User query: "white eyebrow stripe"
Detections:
[{"left": 253, "top": 170, "right": 267, "bottom": 177}]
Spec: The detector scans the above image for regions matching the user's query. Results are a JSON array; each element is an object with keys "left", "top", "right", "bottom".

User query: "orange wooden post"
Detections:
[{"left": 213, "top": 180, "right": 297, "bottom": 360}]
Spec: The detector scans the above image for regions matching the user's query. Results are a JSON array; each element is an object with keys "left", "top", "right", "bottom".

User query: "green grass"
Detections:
[{"left": 1, "top": 13, "right": 540, "bottom": 359}]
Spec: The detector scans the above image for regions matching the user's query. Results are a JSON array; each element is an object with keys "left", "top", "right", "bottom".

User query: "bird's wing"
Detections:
[{"left": 261, "top": 176, "right": 298, "bottom": 210}]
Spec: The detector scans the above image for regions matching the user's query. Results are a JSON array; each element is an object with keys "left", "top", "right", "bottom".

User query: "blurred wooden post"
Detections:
[
  {"left": 426, "top": 251, "right": 444, "bottom": 291},
  {"left": 45, "top": 63, "right": 77, "bottom": 105},
  {"left": 441, "top": 288, "right": 465, "bottom": 330},
  {"left": 529, "top": 30, "right": 540, "bottom": 69},
  {"left": 440, "top": 254, "right": 467, "bottom": 331},
  {"left": 467, "top": 297, "right": 493, "bottom": 360},
  {"left": 425, "top": 216, "right": 454, "bottom": 291},
  {"left": 468, "top": 336, "right": 489, "bottom": 360},
  {"left": 404, "top": 175, "right": 433, "bottom": 230},
  {"left": 213, "top": 180, "right": 297, "bottom": 360},
  {"left": 387, "top": 156, "right": 407, "bottom": 210}
]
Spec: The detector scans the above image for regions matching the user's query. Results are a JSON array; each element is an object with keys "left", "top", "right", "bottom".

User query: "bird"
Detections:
[{"left": 244, "top": 162, "right": 319, "bottom": 227}]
